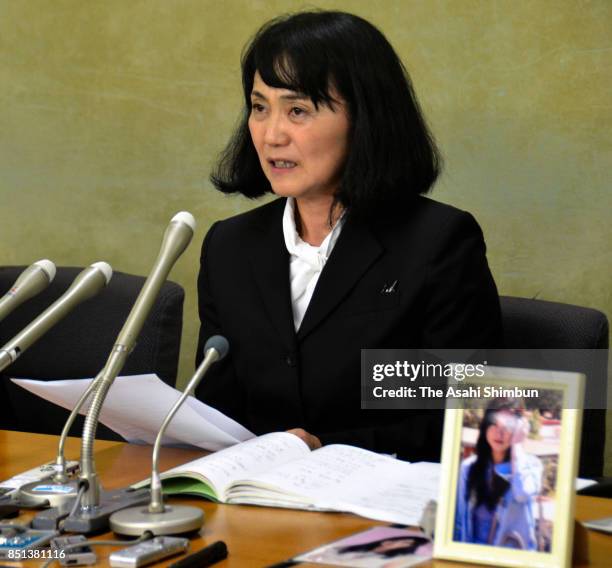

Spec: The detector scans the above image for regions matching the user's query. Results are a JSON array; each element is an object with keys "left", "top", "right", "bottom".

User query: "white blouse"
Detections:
[{"left": 282, "top": 197, "right": 345, "bottom": 331}]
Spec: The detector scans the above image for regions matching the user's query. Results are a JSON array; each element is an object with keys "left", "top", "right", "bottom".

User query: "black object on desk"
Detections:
[
  {"left": 167, "top": 540, "right": 228, "bottom": 568},
  {"left": 577, "top": 477, "right": 612, "bottom": 498},
  {"left": 0, "top": 506, "right": 19, "bottom": 520}
]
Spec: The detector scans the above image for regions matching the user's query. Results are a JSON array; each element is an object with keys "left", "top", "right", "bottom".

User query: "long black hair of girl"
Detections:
[
  {"left": 467, "top": 398, "right": 524, "bottom": 510},
  {"left": 338, "top": 535, "right": 430, "bottom": 558}
]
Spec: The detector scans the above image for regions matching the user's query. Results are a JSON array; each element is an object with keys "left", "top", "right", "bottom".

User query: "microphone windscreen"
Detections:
[
  {"left": 204, "top": 335, "right": 229, "bottom": 361},
  {"left": 91, "top": 261, "right": 113, "bottom": 284},
  {"left": 171, "top": 211, "right": 196, "bottom": 231},
  {"left": 34, "top": 259, "right": 56, "bottom": 282}
]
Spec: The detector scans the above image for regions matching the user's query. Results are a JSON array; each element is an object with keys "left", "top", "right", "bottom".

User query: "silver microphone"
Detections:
[
  {"left": 0, "top": 262, "right": 112, "bottom": 373},
  {"left": 0, "top": 260, "right": 56, "bottom": 323},
  {"left": 64, "top": 212, "right": 195, "bottom": 533},
  {"left": 110, "top": 335, "right": 229, "bottom": 536}
]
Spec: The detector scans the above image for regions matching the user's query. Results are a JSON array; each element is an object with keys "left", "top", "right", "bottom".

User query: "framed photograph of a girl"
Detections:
[{"left": 433, "top": 366, "right": 584, "bottom": 568}]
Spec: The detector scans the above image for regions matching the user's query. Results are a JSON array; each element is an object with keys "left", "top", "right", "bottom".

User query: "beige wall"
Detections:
[{"left": 1, "top": 2, "right": 610, "bottom": 466}]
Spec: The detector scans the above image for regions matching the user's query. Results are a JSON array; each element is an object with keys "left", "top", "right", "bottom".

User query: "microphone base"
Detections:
[
  {"left": 60, "top": 487, "right": 151, "bottom": 534},
  {"left": 17, "top": 479, "right": 80, "bottom": 508},
  {"left": 110, "top": 504, "right": 204, "bottom": 536}
]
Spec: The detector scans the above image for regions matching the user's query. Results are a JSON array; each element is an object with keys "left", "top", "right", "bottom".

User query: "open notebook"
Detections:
[{"left": 133, "top": 431, "right": 440, "bottom": 526}]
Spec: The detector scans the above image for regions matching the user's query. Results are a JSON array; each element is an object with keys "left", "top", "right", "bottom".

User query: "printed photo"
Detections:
[
  {"left": 295, "top": 526, "right": 433, "bottom": 567},
  {"left": 453, "top": 391, "right": 562, "bottom": 552}
]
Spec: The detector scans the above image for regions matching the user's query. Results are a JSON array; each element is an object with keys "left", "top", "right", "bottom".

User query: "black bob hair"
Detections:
[{"left": 211, "top": 10, "right": 442, "bottom": 220}]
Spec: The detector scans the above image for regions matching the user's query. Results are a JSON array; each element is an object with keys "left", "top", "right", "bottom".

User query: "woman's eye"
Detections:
[
  {"left": 290, "top": 107, "right": 307, "bottom": 117},
  {"left": 251, "top": 103, "right": 265, "bottom": 113}
]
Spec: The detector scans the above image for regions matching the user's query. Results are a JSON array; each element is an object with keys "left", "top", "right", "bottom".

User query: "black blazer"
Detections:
[{"left": 196, "top": 196, "right": 502, "bottom": 461}]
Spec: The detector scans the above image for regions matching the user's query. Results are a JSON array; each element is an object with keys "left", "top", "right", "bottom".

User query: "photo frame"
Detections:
[{"left": 433, "top": 366, "right": 584, "bottom": 568}]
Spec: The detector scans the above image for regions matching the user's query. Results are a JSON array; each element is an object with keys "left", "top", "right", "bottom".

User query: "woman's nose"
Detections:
[{"left": 263, "top": 113, "right": 289, "bottom": 146}]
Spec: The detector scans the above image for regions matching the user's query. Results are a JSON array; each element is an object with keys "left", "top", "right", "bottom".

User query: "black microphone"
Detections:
[{"left": 0, "top": 260, "right": 56, "bottom": 323}]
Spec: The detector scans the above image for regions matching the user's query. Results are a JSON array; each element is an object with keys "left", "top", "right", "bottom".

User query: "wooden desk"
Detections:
[{"left": 1, "top": 430, "right": 611, "bottom": 567}]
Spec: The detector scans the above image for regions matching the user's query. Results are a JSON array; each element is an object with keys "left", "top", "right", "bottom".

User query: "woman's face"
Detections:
[
  {"left": 485, "top": 410, "right": 515, "bottom": 456},
  {"left": 248, "top": 72, "right": 350, "bottom": 203}
]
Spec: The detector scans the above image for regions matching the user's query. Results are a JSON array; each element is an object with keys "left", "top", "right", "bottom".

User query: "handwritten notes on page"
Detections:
[
  {"left": 162, "top": 432, "right": 310, "bottom": 499},
  {"left": 227, "top": 444, "right": 440, "bottom": 525}
]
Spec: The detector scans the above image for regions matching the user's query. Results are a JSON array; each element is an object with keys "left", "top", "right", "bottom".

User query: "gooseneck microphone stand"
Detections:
[
  {"left": 110, "top": 336, "right": 229, "bottom": 536},
  {"left": 60, "top": 212, "right": 195, "bottom": 533},
  {"left": 19, "top": 372, "right": 104, "bottom": 509}
]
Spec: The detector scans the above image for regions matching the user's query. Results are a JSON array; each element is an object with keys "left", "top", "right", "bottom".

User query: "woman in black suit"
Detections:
[{"left": 196, "top": 11, "right": 502, "bottom": 460}]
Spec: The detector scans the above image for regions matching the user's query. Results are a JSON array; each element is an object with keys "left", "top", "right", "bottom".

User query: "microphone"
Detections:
[
  {"left": 110, "top": 336, "right": 229, "bottom": 536},
  {"left": 62, "top": 212, "right": 195, "bottom": 534},
  {"left": 0, "top": 260, "right": 56, "bottom": 323},
  {"left": 0, "top": 262, "right": 112, "bottom": 373}
]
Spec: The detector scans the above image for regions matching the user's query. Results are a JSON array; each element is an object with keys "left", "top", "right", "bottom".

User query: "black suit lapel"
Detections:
[
  {"left": 297, "top": 219, "right": 383, "bottom": 341},
  {"left": 247, "top": 199, "right": 296, "bottom": 348}
]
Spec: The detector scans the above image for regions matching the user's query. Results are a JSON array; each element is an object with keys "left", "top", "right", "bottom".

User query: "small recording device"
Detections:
[
  {"left": 0, "top": 524, "right": 57, "bottom": 560},
  {"left": 51, "top": 535, "right": 97, "bottom": 566},
  {"left": 109, "top": 536, "right": 189, "bottom": 568},
  {"left": 0, "top": 460, "right": 80, "bottom": 502}
]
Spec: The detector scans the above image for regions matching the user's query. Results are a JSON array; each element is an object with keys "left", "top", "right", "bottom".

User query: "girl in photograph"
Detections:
[
  {"left": 337, "top": 534, "right": 431, "bottom": 558},
  {"left": 455, "top": 398, "right": 543, "bottom": 549},
  {"left": 303, "top": 534, "right": 432, "bottom": 567}
]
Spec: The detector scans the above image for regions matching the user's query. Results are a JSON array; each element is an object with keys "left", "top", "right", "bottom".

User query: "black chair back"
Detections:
[
  {"left": 500, "top": 296, "right": 609, "bottom": 477},
  {"left": 0, "top": 266, "right": 184, "bottom": 439}
]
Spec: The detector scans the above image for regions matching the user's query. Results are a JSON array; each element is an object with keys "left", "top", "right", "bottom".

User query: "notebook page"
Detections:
[
  {"left": 228, "top": 445, "right": 438, "bottom": 525},
  {"left": 162, "top": 431, "right": 310, "bottom": 497},
  {"left": 333, "top": 461, "right": 440, "bottom": 525}
]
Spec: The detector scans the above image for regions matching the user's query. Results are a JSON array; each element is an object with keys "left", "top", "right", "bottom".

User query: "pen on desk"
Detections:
[
  {"left": 167, "top": 540, "right": 228, "bottom": 568},
  {"left": 264, "top": 561, "right": 300, "bottom": 568}
]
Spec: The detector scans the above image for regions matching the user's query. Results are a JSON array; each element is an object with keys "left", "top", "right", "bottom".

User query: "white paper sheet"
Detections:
[
  {"left": 576, "top": 478, "right": 597, "bottom": 491},
  {"left": 11, "top": 374, "right": 254, "bottom": 451}
]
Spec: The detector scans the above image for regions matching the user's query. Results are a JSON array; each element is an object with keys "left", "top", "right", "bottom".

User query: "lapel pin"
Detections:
[{"left": 380, "top": 280, "right": 398, "bottom": 294}]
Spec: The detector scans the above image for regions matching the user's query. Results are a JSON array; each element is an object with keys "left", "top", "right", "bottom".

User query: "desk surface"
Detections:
[{"left": 1, "top": 430, "right": 611, "bottom": 567}]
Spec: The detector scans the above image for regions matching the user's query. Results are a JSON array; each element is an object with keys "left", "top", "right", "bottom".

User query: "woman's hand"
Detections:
[
  {"left": 511, "top": 417, "right": 529, "bottom": 446},
  {"left": 287, "top": 428, "right": 322, "bottom": 450}
]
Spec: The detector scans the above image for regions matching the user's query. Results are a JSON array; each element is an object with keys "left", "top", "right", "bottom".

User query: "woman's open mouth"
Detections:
[{"left": 269, "top": 159, "right": 297, "bottom": 170}]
